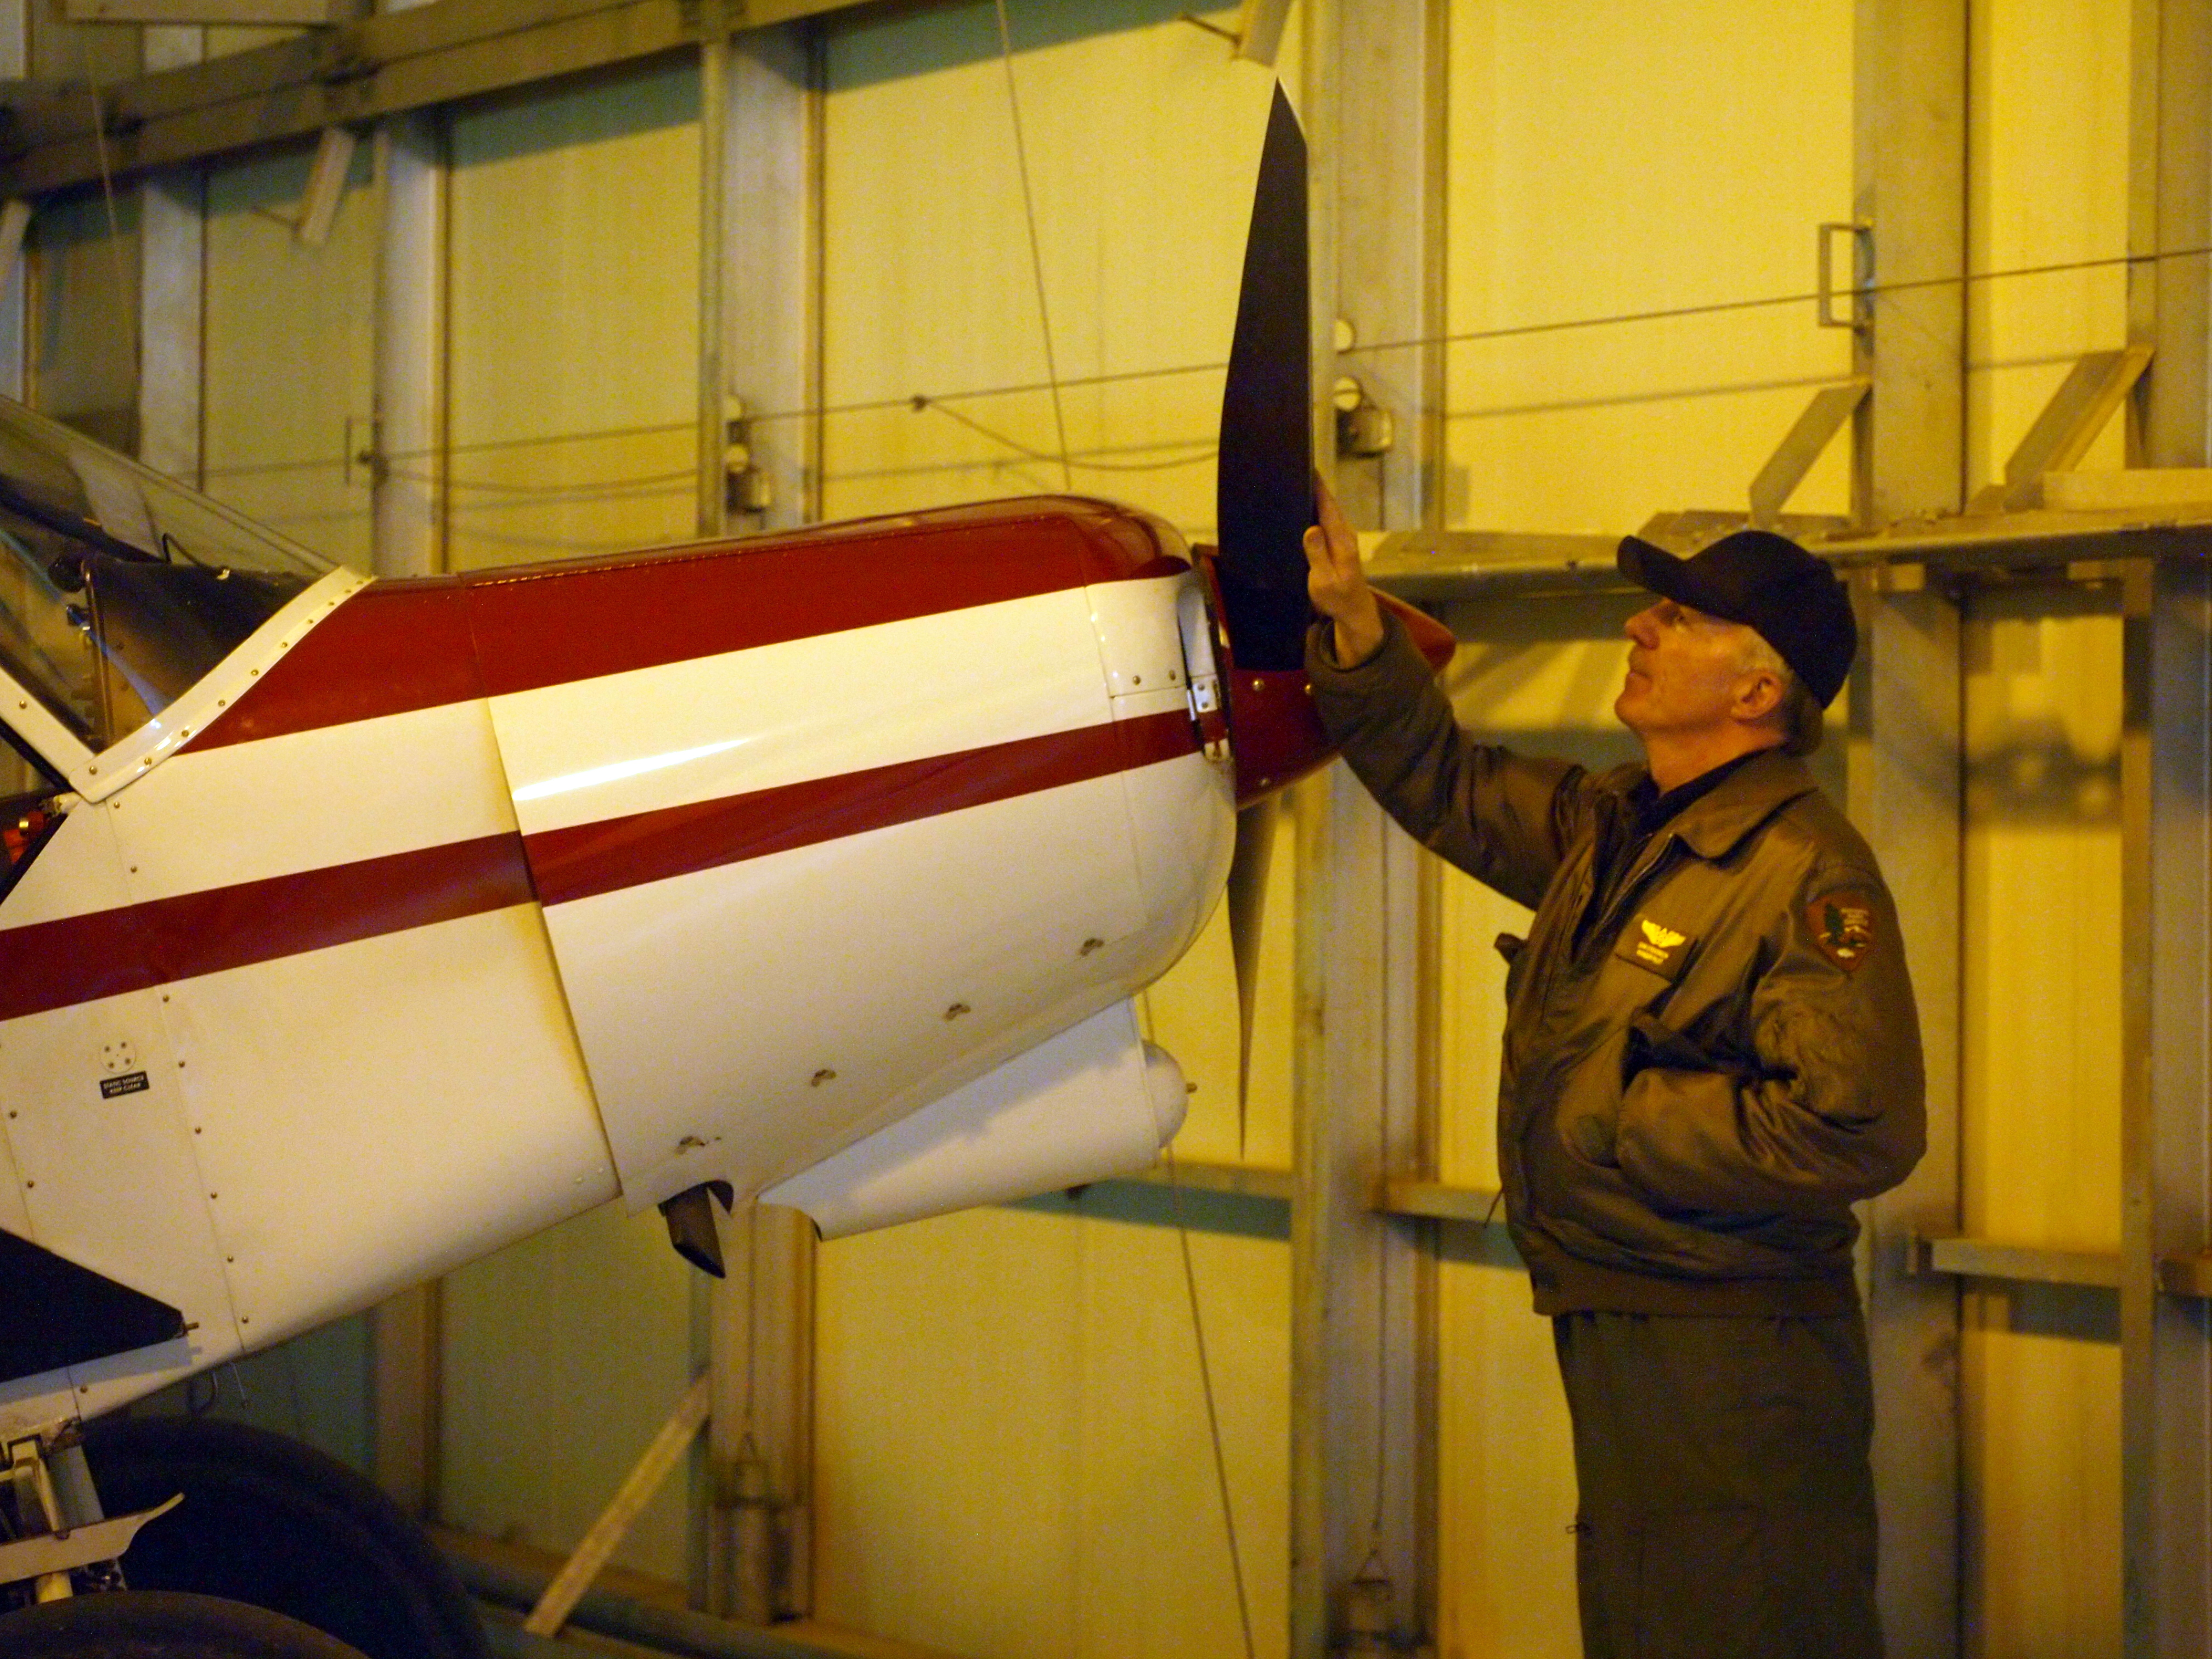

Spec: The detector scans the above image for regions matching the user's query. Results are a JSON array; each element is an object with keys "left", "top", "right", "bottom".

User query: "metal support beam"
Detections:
[
  {"left": 526, "top": 1373, "right": 712, "bottom": 1639},
  {"left": 1291, "top": 5, "right": 1442, "bottom": 1655},
  {"left": 371, "top": 1283, "right": 442, "bottom": 1517},
  {"left": 371, "top": 105, "right": 446, "bottom": 578},
  {"left": 0, "top": 0, "right": 19, "bottom": 401},
  {"left": 1852, "top": 0, "right": 1966, "bottom": 527},
  {"left": 137, "top": 31, "right": 204, "bottom": 487},
  {"left": 2119, "top": 553, "right": 2212, "bottom": 1659},
  {"left": 722, "top": 22, "right": 817, "bottom": 532},
  {"left": 706, "top": 1203, "right": 814, "bottom": 1624},
  {"left": 694, "top": 12, "right": 729, "bottom": 542},
  {"left": 1292, "top": 763, "right": 1418, "bottom": 1659},
  {"left": 66, "top": 0, "right": 360, "bottom": 22},
  {"left": 1999, "top": 346, "right": 2154, "bottom": 510},
  {"left": 1845, "top": 571, "right": 1963, "bottom": 1659},
  {"left": 1329, "top": 0, "right": 1446, "bottom": 537},
  {"left": 2131, "top": 0, "right": 2212, "bottom": 470},
  {"left": 365, "top": 0, "right": 450, "bottom": 1497},
  {"left": 1849, "top": 20, "right": 1966, "bottom": 1639},
  {"left": 295, "top": 125, "right": 358, "bottom": 248},
  {"left": 1751, "top": 379, "right": 1869, "bottom": 527},
  {"left": 2125, "top": 8, "right": 2212, "bottom": 1654},
  {"left": 135, "top": 170, "right": 202, "bottom": 483}
]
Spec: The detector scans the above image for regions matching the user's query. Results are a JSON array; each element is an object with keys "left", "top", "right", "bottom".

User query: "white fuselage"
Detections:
[{"left": 0, "top": 498, "right": 1233, "bottom": 1442}]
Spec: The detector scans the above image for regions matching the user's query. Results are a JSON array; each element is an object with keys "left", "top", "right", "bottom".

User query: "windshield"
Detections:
[{"left": 0, "top": 400, "right": 331, "bottom": 753}]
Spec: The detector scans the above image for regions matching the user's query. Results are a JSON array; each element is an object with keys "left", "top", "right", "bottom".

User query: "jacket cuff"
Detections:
[{"left": 1305, "top": 609, "right": 1421, "bottom": 682}]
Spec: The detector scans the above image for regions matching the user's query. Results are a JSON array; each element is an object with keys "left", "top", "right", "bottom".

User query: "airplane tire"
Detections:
[
  {"left": 0, "top": 1589, "right": 372, "bottom": 1658},
  {"left": 78, "top": 1417, "right": 488, "bottom": 1659}
]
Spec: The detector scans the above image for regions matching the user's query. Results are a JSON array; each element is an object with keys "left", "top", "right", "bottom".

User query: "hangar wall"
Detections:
[
  {"left": 2, "top": 0, "right": 2170, "bottom": 1654},
  {"left": 809, "top": 13, "right": 1296, "bottom": 1654}
]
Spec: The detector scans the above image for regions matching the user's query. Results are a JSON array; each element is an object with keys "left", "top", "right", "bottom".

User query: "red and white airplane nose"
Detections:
[{"left": 465, "top": 498, "right": 1233, "bottom": 1215}]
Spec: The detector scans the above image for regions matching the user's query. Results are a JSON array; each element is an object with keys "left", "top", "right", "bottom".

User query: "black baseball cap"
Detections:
[{"left": 1616, "top": 528, "right": 1857, "bottom": 707}]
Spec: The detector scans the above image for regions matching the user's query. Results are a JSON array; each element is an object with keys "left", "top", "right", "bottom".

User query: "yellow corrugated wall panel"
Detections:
[
  {"left": 202, "top": 142, "right": 379, "bottom": 571},
  {"left": 1966, "top": 0, "right": 2132, "bottom": 498},
  {"left": 445, "top": 60, "right": 701, "bottom": 571},
  {"left": 820, "top": 3, "right": 1285, "bottom": 537},
  {"left": 1443, "top": 0, "right": 1857, "bottom": 537},
  {"left": 1959, "top": 599, "right": 2125, "bottom": 1657},
  {"left": 816, "top": 1206, "right": 1288, "bottom": 1659},
  {"left": 1954, "top": 4, "right": 2132, "bottom": 1651}
]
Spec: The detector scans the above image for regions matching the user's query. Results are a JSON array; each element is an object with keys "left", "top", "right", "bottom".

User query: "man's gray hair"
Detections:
[{"left": 1741, "top": 631, "right": 1824, "bottom": 756}]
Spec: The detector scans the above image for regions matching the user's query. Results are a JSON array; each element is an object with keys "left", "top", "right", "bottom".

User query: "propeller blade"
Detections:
[
  {"left": 1215, "top": 84, "right": 1314, "bottom": 674},
  {"left": 1226, "top": 795, "right": 1279, "bottom": 1156}
]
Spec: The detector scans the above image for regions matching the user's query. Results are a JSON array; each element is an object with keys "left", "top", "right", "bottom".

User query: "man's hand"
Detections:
[{"left": 1303, "top": 478, "right": 1385, "bottom": 668}]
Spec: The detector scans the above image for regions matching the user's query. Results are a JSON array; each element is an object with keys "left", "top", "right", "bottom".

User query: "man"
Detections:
[{"left": 1303, "top": 486, "right": 1925, "bottom": 1659}]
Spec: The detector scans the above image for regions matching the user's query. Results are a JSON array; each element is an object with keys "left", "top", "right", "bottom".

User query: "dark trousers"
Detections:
[{"left": 1552, "top": 1310, "right": 1883, "bottom": 1659}]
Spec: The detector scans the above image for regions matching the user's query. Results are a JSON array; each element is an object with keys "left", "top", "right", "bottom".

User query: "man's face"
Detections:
[{"left": 1614, "top": 597, "right": 1770, "bottom": 742}]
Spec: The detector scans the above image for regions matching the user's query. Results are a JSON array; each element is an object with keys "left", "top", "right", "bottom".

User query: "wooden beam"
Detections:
[
  {"left": 524, "top": 1372, "right": 712, "bottom": 1640},
  {"left": 371, "top": 1283, "right": 442, "bottom": 1517},
  {"left": 0, "top": 0, "right": 874, "bottom": 196},
  {"left": 63, "top": 0, "right": 360, "bottom": 24}
]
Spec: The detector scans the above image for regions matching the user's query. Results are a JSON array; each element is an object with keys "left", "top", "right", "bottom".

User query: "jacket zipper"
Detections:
[{"left": 1576, "top": 827, "right": 1683, "bottom": 975}]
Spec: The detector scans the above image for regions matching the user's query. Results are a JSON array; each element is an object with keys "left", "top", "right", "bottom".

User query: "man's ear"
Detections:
[{"left": 1734, "top": 668, "right": 1786, "bottom": 725}]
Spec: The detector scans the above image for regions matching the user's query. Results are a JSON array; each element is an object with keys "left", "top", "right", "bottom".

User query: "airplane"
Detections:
[{"left": 0, "top": 88, "right": 1452, "bottom": 1656}]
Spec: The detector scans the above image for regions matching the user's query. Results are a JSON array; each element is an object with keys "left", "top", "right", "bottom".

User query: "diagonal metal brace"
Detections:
[
  {"left": 2002, "top": 344, "right": 2153, "bottom": 510},
  {"left": 0, "top": 1495, "right": 182, "bottom": 1586},
  {"left": 1750, "top": 378, "right": 1870, "bottom": 528}
]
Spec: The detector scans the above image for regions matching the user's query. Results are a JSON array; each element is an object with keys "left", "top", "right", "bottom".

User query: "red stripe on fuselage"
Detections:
[
  {"left": 187, "top": 499, "right": 1187, "bottom": 749},
  {"left": 526, "top": 709, "right": 1198, "bottom": 906},
  {"left": 189, "top": 580, "right": 483, "bottom": 752},
  {"left": 3, "top": 712, "right": 1201, "bottom": 1019},
  {"left": 464, "top": 499, "right": 1183, "bottom": 700},
  {"left": 0, "top": 836, "right": 533, "bottom": 1023}
]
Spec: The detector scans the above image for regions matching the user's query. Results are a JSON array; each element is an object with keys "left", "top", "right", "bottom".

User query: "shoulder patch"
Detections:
[{"left": 1807, "top": 890, "right": 1879, "bottom": 972}]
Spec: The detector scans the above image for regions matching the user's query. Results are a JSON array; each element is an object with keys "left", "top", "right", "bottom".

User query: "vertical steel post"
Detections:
[
  {"left": 1330, "top": 0, "right": 1448, "bottom": 538},
  {"left": 137, "top": 30, "right": 204, "bottom": 486},
  {"left": 366, "top": 0, "right": 453, "bottom": 1519},
  {"left": 1846, "top": 568, "right": 1963, "bottom": 1659},
  {"left": 136, "top": 172, "right": 202, "bottom": 484},
  {"left": 2130, "top": 0, "right": 2211, "bottom": 472},
  {"left": 1290, "top": 3, "right": 1447, "bottom": 1655},
  {"left": 2117, "top": 550, "right": 2212, "bottom": 1659},
  {"left": 1850, "top": 7, "right": 1967, "bottom": 1656},
  {"left": 1851, "top": 0, "right": 1966, "bottom": 528},
  {"left": 371, "top": 1283, "right": 442, "bottom": 1520},
  {"left": 684, "top": 21, "right": 733, "bottom": 1606},
  {"left": 0, "top": 0, "right": 23, "bottom": 400},
  {"left": 2124, "top": 9, "right": 2212, "bottom": 1655},
  {"left": 371, "top": 90, "right": 448, "bottom": 579},
  {"left": 724, "top": 26, "right": 820, "bottom": 532},
  {"left": 695, "top": 10, "right": 729, "bottom": 543}
]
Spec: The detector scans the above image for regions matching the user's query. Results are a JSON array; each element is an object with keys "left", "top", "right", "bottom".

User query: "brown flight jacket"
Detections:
[{"left": 1308, "top": 617, "right": 1926, "bottom": 1316}]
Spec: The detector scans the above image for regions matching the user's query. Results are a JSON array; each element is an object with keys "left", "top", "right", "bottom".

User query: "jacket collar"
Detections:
[{"left": 1601, "top": 747, "right": 1819, "bottom": 862}]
